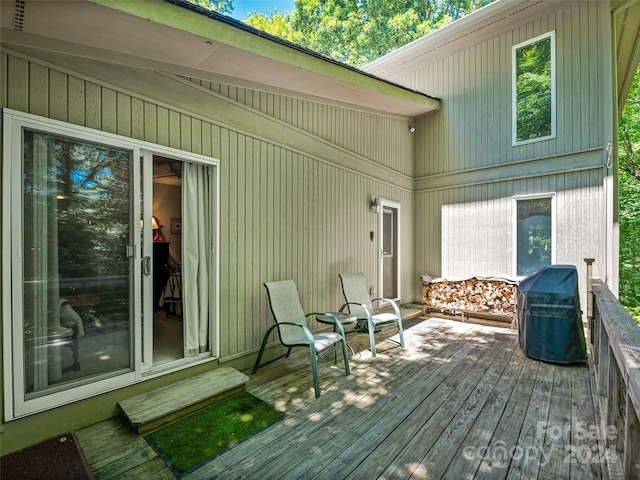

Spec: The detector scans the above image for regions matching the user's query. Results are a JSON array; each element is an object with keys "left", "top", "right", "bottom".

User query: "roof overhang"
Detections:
[
  {"left": 0, "top": 0, "right": 440, "bottom": 117},
  {"left": 613, "top": 0, "right": 640, "bottom": 115},
  {"left": 364, "top": 0, "right": 640, "bottom": 119},
  {"left": 364, "top": 0, "right": 565, "bottom": 77}
]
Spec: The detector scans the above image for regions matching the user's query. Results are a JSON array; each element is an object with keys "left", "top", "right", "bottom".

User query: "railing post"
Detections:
[{"left": 584, "top": 258, "right": 595, "bottom": 343}]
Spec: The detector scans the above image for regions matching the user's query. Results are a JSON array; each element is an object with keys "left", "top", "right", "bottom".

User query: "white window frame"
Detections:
[
  {"left": 513, "top": 193, "right": 556, "bottom": 279},
  {"left": 2, "top": 109, "right": 220, "bottom": 419},
  {"left": 512, "top": 31, "right": 556, "bottom": 146}
]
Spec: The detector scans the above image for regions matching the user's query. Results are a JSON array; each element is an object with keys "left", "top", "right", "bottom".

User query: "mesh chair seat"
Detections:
[
  {"left": 339, "top": 272, "right": 405, "bottom": 357},
  {"left": 253, "top": 280, "right": 350, "bottom": 398}
]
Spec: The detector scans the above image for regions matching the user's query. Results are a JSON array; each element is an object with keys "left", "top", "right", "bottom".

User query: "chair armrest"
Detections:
[
  {"left": 339, "top": 302, "right": 365, "bottom": 314},
  {"left": 277, "top": 321, "right": 315, "bottom": 345},
  {"left": 307, "top": 312, "right": 346, "bottom": 337},
  {"left": 373, "top": 298, "right": 401, "bottom": 318}
]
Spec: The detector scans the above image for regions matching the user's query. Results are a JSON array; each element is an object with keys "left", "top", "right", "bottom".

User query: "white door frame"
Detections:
[{"left": 378, "top": 198, "right": 401, "bottom": 301}]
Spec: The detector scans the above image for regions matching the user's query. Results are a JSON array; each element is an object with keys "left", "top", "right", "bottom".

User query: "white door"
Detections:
[{"left": 379, "top": 200, "right": 400, "bottom": 301}]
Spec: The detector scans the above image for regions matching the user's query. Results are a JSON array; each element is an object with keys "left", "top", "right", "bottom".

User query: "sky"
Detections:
[{"left": 230, "top": 0, "right": 295, "bottom": 20}]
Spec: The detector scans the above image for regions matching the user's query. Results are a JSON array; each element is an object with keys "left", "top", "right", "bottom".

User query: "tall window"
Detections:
[
  {"left": 512, "top": 31, "right": 556, "bottom": 145},
  {"left": 515, "top": 196, "right": 554, "bottom": 276}
]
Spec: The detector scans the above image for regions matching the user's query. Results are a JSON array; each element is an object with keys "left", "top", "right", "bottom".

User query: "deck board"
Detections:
[
  {"left": 77, "top": 317, "right": 605, "bottom": 480},
  {"left": 118, "top": 367, "right": 249, "bottom": 434},
  {"left": 443, "top": 339, "right": 526, "bottom": 479},
  {"left": 475, "top": 349, "right": 541, "bottom": 480}
]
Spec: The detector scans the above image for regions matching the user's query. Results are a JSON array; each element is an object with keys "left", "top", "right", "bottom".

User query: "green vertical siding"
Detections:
[
  {"left": 401, "top": 0, "right": 610, "bottom": 294},
  {"left": 411, "top": 1, "right": 604, "bottom": 177},
  {"left": 0, "top": 50, "right": 414, "bottom": 365},
  {"left": 186, "top": 77, "right": 415, "bottom": 178}
]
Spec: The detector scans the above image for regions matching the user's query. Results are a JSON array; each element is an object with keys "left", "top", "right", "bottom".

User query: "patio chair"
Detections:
[
  {"left": 339, "top": 272, "right": 405, "bottom": 357},
  {"left": 253, "top": 280, "right": 350, "bottom": 398}
]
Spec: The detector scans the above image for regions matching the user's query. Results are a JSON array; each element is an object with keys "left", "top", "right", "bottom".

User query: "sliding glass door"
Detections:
[{"left": 4, "top": 110, "right": 218, "bottom": 419}]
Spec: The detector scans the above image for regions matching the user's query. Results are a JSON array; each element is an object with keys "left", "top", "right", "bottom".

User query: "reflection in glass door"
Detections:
[{"left": 21, "top": 130, "right": 133, "bottom": 399}]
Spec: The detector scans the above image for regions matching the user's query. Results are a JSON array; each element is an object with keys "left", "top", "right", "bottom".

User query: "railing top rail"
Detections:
[{"left": 593, "top": 280, "right": 640, "bottom": 415}]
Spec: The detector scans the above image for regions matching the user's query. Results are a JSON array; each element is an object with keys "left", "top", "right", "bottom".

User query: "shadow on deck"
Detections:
[{"left": 77, "top": 315, "right": 610, "bottom": 479}]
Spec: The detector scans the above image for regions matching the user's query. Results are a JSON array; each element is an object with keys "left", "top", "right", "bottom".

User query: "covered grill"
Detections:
[{"left": 517, "top": 265, "right": 587, "bottom": 363}]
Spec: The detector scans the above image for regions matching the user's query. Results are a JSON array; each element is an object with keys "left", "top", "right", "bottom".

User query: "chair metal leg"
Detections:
[
  {"left": 310, "top": 348, "right": 320, "bottom": 398},
  {"left": 341, "top": 340, "right": 350, "bottom": 375},
  {"left": 368, "top": 318, "right": 377, "bottom": 357},
  {"left": 252, "top": 324, "right": 278, "bottom": 374},
  {"left": 397, "top": 320, "right": 405, "bottom": 348}
]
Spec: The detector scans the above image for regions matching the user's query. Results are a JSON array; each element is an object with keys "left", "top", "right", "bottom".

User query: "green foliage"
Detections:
[
  {"left": 625, "top": 305, "right": 640, "bottom": 324},
  {"left": 619, "top": 169, "right": 640, "bottom": 308},
  {"left": 619, "top": 68, "right": 640, "bottom": 183},
  {"left": 246, "top": 0, "right": 494, "bottom": 67},
  {"left": 245, "top": 10, "right": 299, "bottom": 40},
  {"left": 186, "top": 0, "right": 234, "bottom": 15},
  {"left": 619, "top": 67, "right": 640, "bottom": 314}
]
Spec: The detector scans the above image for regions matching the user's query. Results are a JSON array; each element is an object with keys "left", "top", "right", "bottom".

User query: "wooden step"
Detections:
[{"left": 119, "top": 367, "right": 249, "bottom": 434}]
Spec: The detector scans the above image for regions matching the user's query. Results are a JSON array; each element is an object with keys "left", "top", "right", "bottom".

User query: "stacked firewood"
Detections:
[{"left": 422, "top": 277, "right": 517, "bottom": 317}]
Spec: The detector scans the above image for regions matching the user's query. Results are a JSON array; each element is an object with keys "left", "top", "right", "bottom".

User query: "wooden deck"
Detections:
[{"left": 76, "top": 316, "right": 610, "bottom": 479}]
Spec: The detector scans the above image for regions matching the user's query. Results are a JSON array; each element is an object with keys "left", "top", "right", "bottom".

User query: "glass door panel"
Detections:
[{"left": 22, "top": 130, "right": 133, "bottom": 398}]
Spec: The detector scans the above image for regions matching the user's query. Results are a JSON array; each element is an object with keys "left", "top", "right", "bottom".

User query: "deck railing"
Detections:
[{"left": 589, "top": 272, "right": 640, "bottom": 478}]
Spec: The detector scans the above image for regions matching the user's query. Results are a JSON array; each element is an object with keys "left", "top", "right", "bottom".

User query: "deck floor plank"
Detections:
[
  {"left": 297, "top": 338, "right": 480, "bottom": 480},
  {"left": 258, "top": 348, "right": 459, "bottom": 477},
  {"left": 571, "top": 360, "right": 604, "bottom": 479},
  {"left": 442, "top": 337, "right": 526, "bottom": 479},
  {"left": 506, "top": 356, "right": 556, "bottom": 480},
  {"left": 474, "top": 352, "right": 541, "bottom": 480},
  {"left": 344, "top": 337, "right": 502, "bottom": 479},
  {"left": 410, "top": 335, "right": 519, "bottom": 479},
  {"left": 77, "top": 317, "right": 604, "bottom": 480},
  {"left": 194, "top": 321, "right": 474, "bottom": 479}
]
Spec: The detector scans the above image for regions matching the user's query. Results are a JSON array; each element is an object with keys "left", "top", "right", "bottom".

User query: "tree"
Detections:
[
  {"left": 619, "top": 67, "right": 640, "bottom": 322},
  {"left": 246, "top": 0, "right": 494, "bottom": 67},
  {"left": 620, "top": 68, "right": 640, "bottom": 182},
  {"left": 244, "top": 10, "right": 299, "bottom": 41},
  {"left": 188, "top": 0, "right": 234, "bottom": 15}
]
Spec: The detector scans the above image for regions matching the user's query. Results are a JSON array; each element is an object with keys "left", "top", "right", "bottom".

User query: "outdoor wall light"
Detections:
[{"left": 370, "top": 197, "right": 380, "bottom": 214}]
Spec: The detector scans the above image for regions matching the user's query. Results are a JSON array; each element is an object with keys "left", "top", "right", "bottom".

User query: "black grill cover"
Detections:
[{"left": 517, "top": 265, "right": 587, "bottom": 363}]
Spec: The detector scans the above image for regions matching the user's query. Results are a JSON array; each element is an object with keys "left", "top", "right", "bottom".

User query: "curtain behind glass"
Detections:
[{"left": 182, "top": 162, "right": 211, "bottom": 356}]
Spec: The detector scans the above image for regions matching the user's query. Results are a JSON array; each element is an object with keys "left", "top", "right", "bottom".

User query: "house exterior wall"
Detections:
[
  {"left": 378, "top": 1, "right": 614, "bottom": 299},
  {"left": 188, "top": 78, "right": 415, "bottom": 177},
  {"left": 0, "top": 49, "right": 414, "bottom": 452}
]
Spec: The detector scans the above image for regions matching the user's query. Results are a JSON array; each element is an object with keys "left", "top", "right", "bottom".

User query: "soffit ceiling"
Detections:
[
  {"left": 614, "top": 0, "right": 640, "bottom": 114},
  {"left": 0, "top": 0, "right": 439, "bottom": 117}
]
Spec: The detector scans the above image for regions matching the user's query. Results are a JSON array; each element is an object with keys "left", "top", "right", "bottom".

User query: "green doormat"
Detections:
[{"left": 145, "top": 392, "right": 284, "bottom": 477}]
